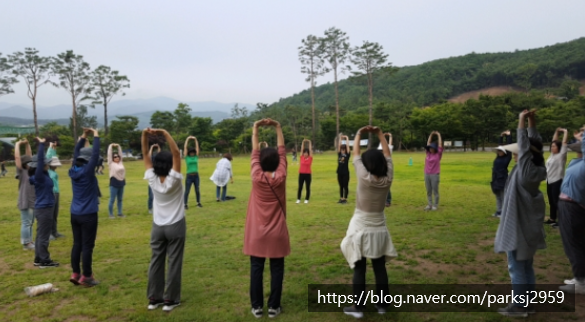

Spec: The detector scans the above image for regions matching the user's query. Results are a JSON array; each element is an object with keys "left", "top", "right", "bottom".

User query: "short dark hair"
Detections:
[
  {"left": 303, "top": 149, "right": 309, "bottom": 155},
  {"left": 223, "top": 153, "right": 233, "bottom": 161},
  {"left": 529, "top": 138, "right": 544, "bottom": 167},
  {"left": 340, "top": 144, "right": 347, "bottom": 151},
  {"left": 153, "top": 151, "right": 173, "bottom": 177},
  {"left": 260, "top": 147, "right": 279, "bottom": 172},
  {"left": 188, "top": 148, "right": 196, "bottom": 156},
  {"left": 361, "top": 149, "right": 388, "bottom": 177},
  {"left": 27, "top": 166, "right": 36, "bottom": 177},
  {"left": 74, "top": 159, "right": 87, "bottom": 167}
]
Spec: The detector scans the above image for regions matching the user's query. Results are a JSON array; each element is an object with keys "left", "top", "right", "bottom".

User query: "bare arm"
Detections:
[
  {"left": 378, "top": 129, "right": 391, "bottom": 158},
  {"left": 300, "top": 140, "right": 306, "bottom": 155},
  {"left": 527, "top": 110, "right": 536, "bottom": 129},
  {"left": 552, "top": 128, "right": 560, "bottom": 142},
  {"left": 518, "top": 110, "right": 527, "bottom": 129},
  {"left": 436, "top": 131, "right": 442, "bottom": 147},
  {"left": 159, "top": 129, "right": 181, "bottom": 173},
  {"left": 14, "top": 141, "right": 23, "bottom": 169},
  {"left": 338, "top": 134, "right": 342, "bottom": 153},
  {"left": 308, "top": 140, "right": 313, "bottom": 156},
  {"left": 427, "top": 132, "right": 434, "bottom": 145},
  {"left": 25, "top": 140, "right": 32, "bottom": 156},
  {"left": 271, "top": 119, "right": 284, "bottom": 147},
  {"left": 353, "top": 131, "right": 362, "bottom": 157},
  {"left": 183, "top": 137, "right": 192, "bottom": 157},
  {"left": 194, "top": 137, "right": 199, "bottom": 155},
  {"left": 108, "top": 144, "right": 114, "bottom": 164},
  {"left": 252, "top": 120, "right": 261, "bottom": 151},
  {"left": 561, "top": 128, "right": 568, "bottom": 145},
  {"left": 141, "top": 129, "right": 152, "bottom": 170}
]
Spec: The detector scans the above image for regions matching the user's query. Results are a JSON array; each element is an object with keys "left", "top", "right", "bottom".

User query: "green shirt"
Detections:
[{"left": 185, "top": 155, "right": 199, "bottom": 174}]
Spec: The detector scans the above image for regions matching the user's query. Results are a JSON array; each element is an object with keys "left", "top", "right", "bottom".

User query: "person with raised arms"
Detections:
[
  {"left": 337, "top": 134, "right": 350, "bottom": 204},
  {"left": 544, "top": 127, "right": 569, "bottom": 227},
  {"left": 107, "top": 143, "right": 126, "bottom": 218},
  {"left": 14, "top": 139, "right": 36, "bottom": 250},
  {"left": 296, "top": 139, "right": 313, "bottom": 204},
  {"left": 183, "top": 136, "right": 202, "bottom": 209},
  {"left": 69, "top": 128, "right": 101, "bottom": 287},
  {"left": 29, "top": 137, "right": 58, "bottom": 268},
  {"left": 341, "top": 125, "right": 396, "bottom": 319},
  {"left": 494, "top": 110, "right": 546, "bottom": 317},
  {"left": 424, "top": 131, "right": 443, "bottom": 211},
  {"left": 142, "top": 128, "right": 186, "bottom": 312},
  {"left": 491, "top": 130, "right": 513, "bottom": 217},
  {"left": 244, "top": 118, "right": 289, "bottom": 318}
]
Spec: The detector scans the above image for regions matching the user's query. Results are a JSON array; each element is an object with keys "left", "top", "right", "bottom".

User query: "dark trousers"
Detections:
[
  {"left": 71, "top": 213, "right": 98, "bottom": 277},
  {"left": 386, "top": 190, "right": 392, "bottom": 205},
  {"left": 297, "top": 173, "right": 312, "bottom": 200},
  {"left": 547, "top": 179, "right": 563, "bottom": 221},
  {"left": 51, "top": 193, "right": 60, "bottom": 236},
  {"left": 148, "top": 186, "right": 153, "bottom": 210},
  {"left": 148, "top": 218, "right": 186, "bottom": 302},
  {"left": 184, "top": 173, "right": 201, "bottom": 205},
  {"left": 250, "top": 256, "right": 284, "bottom": 309},
  {"left": 34, "top": 207, "right": 54, "bottom": 263},
  {"left": 338, "top": 173, "right": 349, "bottom": 199},
  {"left": 353, "top": 256, "right": 389, "bottom": 309},
  {"left": 559, "top": 200, "right": 585, "bottom": 279}
]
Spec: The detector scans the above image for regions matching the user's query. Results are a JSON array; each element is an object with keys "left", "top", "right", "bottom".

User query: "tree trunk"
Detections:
[
  {"left": 310, "top": 74, "right": 316, "bottom": 146},
  {"left": 367, "top": 72, "right": 373, "bottom": 149},
  {"left": 334, "top": 67, "right": 340, "bottom": 140},
  {"left": 33, "top": 79, "right": 39, "bottom": 136},
  {"left": 72, "top": 98, "right": 78, "bottom": 140},
  {"left": 104, "top": 101, "right": 109, "bottom": 136}
]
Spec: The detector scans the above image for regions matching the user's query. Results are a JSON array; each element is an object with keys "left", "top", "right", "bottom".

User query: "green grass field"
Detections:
[{"left": 0, "top": 151, "right": 582, "bottom": 322}]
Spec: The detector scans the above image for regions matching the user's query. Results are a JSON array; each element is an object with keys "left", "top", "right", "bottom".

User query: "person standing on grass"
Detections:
[
  {"left": 337, "top": 134, "right": 350, "bottom": 204},
  {"left": 340, "top": 125, "right": 396, "bottom": 319},
  {"left": 424, "top": 131, "right": 443, "bottom": 211},
  {"left": 491, "top": 130, "right": 512, "bottom": 217},
  {"left": 291, "top": 148, "right": 297, "bottom": 164},
  {"left": 15, "top": 139, "right": 36, "bottom": 251},
  {"left": 29, "top": 138, "right": 59, "bottom": 268},
  {"left": 297, "top": 139, "right": 313, "bottom": 204},
  {"left": 183, "top": 136, "right": 202, "bottom": 209},
  {"left": 494, "top": 110, "right": 547, "bottom": 317},
  {"left": 244, "top": 118, "right": 289, "bottom": 319},
  {"left": 69, "top": 128, "right": 101, "bottom": 287},
  {"left": 557, "top": 129, "right": 585, "bottom": 295},
  {"left": 210, "top": 153, "right": 233, "bottom": 202},
  {"left": 544, "top": 127, "right": 569, "bottom": 228},
  {"left": 142, "top": 128, "right": 186, "bottom": 312},
  {"left": 45, "top": 142, "right": 64, "bottom": 239},
  {"left": 1, "top": 161, "right": 7, "bottom": 177},
  {"left": 147, "top": 143, "right": 160, "bottom": 214},
  {"left": 107, "top": 143, "right": 126, "bottom": 218}
]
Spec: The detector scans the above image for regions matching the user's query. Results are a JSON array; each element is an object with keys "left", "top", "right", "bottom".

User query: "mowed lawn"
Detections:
[{"left": 0, "top": 151, "right": 582, "bottom": 322}]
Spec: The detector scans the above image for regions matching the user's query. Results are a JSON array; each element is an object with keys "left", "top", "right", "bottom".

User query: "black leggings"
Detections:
[
  {"left": 297, "top": 173, "right": 312, "bottom": 200},
  {"left": 353, "top": 256, "right": 389, "bottom": 309},
  {"left": 338, "top": 173, "right": 349, "bottom": 199},
  {"left": 547, "top": 179, "right": 562, "bottom": 221}
]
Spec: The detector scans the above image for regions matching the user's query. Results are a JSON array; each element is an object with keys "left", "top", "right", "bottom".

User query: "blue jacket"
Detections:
[
  {"left": 29, "top": 143, "right": 55, "bottom": 209},
  {"left": 561, "top": 139, "right": 585, "bottom": 206},
  {"left": 69, "top": 137, "right": 100, "bottom": 215}
]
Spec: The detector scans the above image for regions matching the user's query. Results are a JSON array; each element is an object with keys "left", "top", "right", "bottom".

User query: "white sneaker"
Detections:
[
  {"left": 431, "top": 206, "right": 438, "bottom": 211},
  {"left": 304, "top": 200, "right": 309, "bottom": 204},
  {"left": 559, "top": 283, "right": 585, "bottom": 294},
  {"left": 162, "top": 301, "right": 180, "bottom": 312},
  {"left": 296, "top": 200, "right": 300, "bottom": 204},
  {"left": 424, "top": 205, "right": 431, "bottom": 211},
  {"left": 251, "top": 307, "right": 263, "bottom": 318},
  {"left": 565, "top": 278, "right": 577, "bottom": 284}
]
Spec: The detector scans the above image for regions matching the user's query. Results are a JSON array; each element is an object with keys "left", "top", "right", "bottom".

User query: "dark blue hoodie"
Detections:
[
  {"left": 29, "top": 143, "right": 55, "bottom": 209},
  {"left": 69, "top": 137, "right": 100, "bottom": 215},
  {"left": 491, "top": 135, "right": 512, "bottom": 192}
]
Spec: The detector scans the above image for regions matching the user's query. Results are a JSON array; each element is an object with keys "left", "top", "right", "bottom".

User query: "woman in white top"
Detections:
[
  {"left": 107, "top": 143, "right": 126, "bottom": 218},
  {"left": 341, "top": 125, "right": 396, "bottom": 319},
  {"left": 544, "top": 128, "right": 568, "bottom": 227},
  {"left": 210, "top": 153, "right": 233, "bottom": 202},
  {"left": 142, "top": 128, "right": 186, "bottom": 312}
]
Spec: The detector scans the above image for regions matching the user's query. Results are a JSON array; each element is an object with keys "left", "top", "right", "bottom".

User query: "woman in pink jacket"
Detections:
[{"left": 243, "top": 118, "right": 289, "bottom": 319}]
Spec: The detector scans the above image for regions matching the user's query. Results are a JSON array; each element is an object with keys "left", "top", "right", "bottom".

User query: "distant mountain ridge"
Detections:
[{"left": 0, "top": 97, "right": 254, "bottom": 128}]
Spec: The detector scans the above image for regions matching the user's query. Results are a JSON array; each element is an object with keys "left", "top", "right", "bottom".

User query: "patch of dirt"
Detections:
[{"left": 449, "top": 86, "right": 521, "bottom": 103}]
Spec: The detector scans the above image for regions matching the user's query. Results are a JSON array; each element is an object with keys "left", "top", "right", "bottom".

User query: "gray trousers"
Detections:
[
  {"left": 51, "top": 193, "right": 60, "bottom": 236},
  {"left": 147, "top": 217, "right": 186, "bottom": 302},
  {"left": 424, "top": 173, "right": 440, "bottom": 206},
  {"left": 34, "top": 206, "right": 54, "bottom": 263},
  {"left": 558, "top": 200, "right": 585, "bottom": 279},
  {"left": 494, "top": 189, "right": 504, "bottom": 214}
]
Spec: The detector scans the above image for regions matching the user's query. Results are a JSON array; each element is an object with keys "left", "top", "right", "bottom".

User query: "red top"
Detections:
[
  {"left": 243, "top": 146, "right": 290, "bottom": 258},
  {"left": 299, "top": 156, "right": 313, "bottom": 174}
]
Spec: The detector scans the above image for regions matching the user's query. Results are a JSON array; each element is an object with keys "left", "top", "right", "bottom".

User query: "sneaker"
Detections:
[
  {"left": 39, "top": 260, "right": 60, "bottom": 268},
  {"left": 251, "top": 307, "right": 263, "bottom": 318},
  {"left": 343, "top": 306, "right": 364, "bottom": 318},
  {"left": 565, "top": 277, "right": 577, "bottom": 284},
  {"left": 33, "top": 260, "right": 41, "bottom": 266},
  {"left": 117, "top": 214, "right": 125, "bottom": 218},
  {"left": 268, "top": 307, "right": 281, "bottom": 318},
  {"left": 49, "top": 235, "right": 56, "bottom": 241},
  {"left": 79, "top": 275, "right": 100, "bottom": 287},
  {"left": 492, "top": 212, "right": 501, "bottom": 217},
  {"left": 70, "top": 273, "right": 81, "bottom": 285},
  {"left": 337, "top": 199, "right": 343, "bottom": 204},
  {"left": 185, "top": 204, "right": 189, "bottom": 209},
  {"left": 55, "top": 233, "right": 65, "bottom": 238},
  {"left": 431, "top": 206, "right": 438, "bottom": 211},
  {"left": 304, "top": 200, "right": 309, "bottom": 204},
  {"left": 147, "top": 298, "right": 164, "bottom": 310},
  {"left": 109, "top": 215, "right": 115, "bottom": 219},
  {"left": 148, "top": 209, "right": 153, "bottom": 214},
  {"left": 296, "top": 200, "right": 300, "bottom": 204},
  {"left": 424, "top": 205, "right": 431, "bottom": 211},
  {"left": 162, "top": 300, "right": 180, "bottom": 312},
  {"left": 23, "top": 243, "right": 35, "bottom": 250},
  {"left": 559, "top": 283, "right": 585, "bottom": 294},
  {"left": 374, "top": 304, "right": 387, "bottom": 314},
  {"left": 217, "top": 199, "right": 220, "bottom": 202},
  {"left": 544, "top": 218, "right": 556, "bottom": 225},
  {"left": 497, "top": 304, "right": 528, "bottom": 317},
  {"left": 551, "top": 222, "right": 559, "bottom": 229},
  {"left": 197, "top": 203, "right": 203, "bottom": 208},
  {"left": 385, "top": 202, "right": 391, "bottom": 207}
]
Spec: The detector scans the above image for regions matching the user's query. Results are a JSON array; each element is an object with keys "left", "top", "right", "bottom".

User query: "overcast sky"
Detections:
[{"left": 1, "top": 0, "right": 585, "bottom": 107}]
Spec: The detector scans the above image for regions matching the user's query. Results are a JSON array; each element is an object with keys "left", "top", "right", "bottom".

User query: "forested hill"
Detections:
[{"left": 273, "top": 37, "right": 585, "bottom": 109}]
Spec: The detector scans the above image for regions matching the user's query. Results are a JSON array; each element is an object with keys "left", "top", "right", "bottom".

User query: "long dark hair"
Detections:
[
  {"left": 153, "top": 151, "right": 173, "bottom": 176},
  {"left": 529, "top": 138, "right": 544, "bottom": 167}
]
